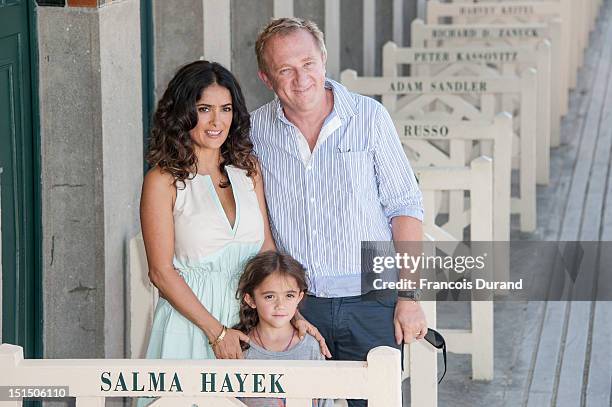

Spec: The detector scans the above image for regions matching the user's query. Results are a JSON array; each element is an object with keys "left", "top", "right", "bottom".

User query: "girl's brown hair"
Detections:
[{"left": 234, "top": 251, "right": 308, "bottom": 338}]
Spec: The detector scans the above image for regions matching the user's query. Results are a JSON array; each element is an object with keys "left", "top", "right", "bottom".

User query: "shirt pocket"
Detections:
[{"left": 335, "top": 150, "right": 375, "bottom": 195}]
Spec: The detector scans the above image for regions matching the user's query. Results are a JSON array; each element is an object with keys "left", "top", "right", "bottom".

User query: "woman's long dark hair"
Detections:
[
  {"left": 147, "top": 60, "right": 255, "bottom": 188},
  {"left": 234, "top": 251, "right": 308, "bottom": 344}
]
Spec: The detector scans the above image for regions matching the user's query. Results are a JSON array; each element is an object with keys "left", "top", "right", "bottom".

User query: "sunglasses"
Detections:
[{"left": 423, "top": 328, "right": 447, "bottom": 384}]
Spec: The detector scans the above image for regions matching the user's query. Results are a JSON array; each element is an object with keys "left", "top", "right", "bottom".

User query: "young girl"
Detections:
[{"left": 235, "top": 251, "right": 334, "bottom": 407}]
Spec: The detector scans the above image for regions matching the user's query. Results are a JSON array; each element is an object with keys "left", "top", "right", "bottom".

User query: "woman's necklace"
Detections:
[{"left": 254, "top": 326, "right": 296, "bottom": 352}]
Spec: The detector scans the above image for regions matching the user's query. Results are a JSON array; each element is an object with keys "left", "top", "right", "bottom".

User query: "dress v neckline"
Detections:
[{"left": 199, "top": 169, "right": 240, "bottom": 235}]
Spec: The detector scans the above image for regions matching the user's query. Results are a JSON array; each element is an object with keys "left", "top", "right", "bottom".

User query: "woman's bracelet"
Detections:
[{"left": 209, "top": 325, "right": 227, "bottom": 347}]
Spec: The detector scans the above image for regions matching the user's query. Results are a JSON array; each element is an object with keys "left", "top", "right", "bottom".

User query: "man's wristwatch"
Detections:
[{"left": 398, "top": 289, "right": 422, "bottom": 302}]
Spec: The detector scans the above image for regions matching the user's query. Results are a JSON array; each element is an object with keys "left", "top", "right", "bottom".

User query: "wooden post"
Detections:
[
  {"left": 536, "top": 40, "right": 552, "bottom": 183},
  {"left": 549, "top": 19, "right": 565, "bottom": 121},
  {"left": 415, "top": 158, "right": 495, "bottom": 382},
  {"left": 408, "top": 299, "right": 437, "bottom": 406},
  {"left": 518, "top": 68, "right": 538, "bottom": 232},
  {"left": 0, "top": 344, "right": 23, "bottom": 369},
  {"left": 470, "top": 157, "right": 494, "bottom": 380},
  {"left": 363, "top": 0, "right": 376, "bottom": 76},
  {"left": 325, "top": 0, "right": 341, "bottom": 79},
  {"left": 366, "top": 347, "right": 402, "bottom": 407},
  {"left": 410, "top": 19, "right": 426, "bottom": 48},
  {"left": 392, "top": 0, "right": 403, "bottom": 46},
  {"left": 559, "top": 0, "right": 575, "bottom": 91},
  {"left": 381, "top": 42, "right": 398, "bottom": 111},
  {"left": 0, "top": 345, "right": 23, "bottom": 407},
  {"left": 569, "top": 0, "right": 581, "bottom": 79},
  {"left": 273, "top": 0, "right": 294, "bottom": 18},
  {"left": 425, "top": 0, "right": 441, "bottom": 24},
  {"left": 491, "top": 114, "right": 512, "bottom": 285},
  {"left": 203, "top": 0, "right": 231, "bottom": 69}
]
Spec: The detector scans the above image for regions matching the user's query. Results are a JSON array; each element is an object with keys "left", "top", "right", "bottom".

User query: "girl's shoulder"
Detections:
[
  {"left": 300, "top": 334, "right": 325, "bottom": 360},
  {"left": 300, "top": 333, "right": 319, "bottom": 349}
]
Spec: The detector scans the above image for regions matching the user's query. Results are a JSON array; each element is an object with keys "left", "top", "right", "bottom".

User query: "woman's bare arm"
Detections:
[
  {"left": 140, "top": 168, "right": 248, "bottom": 358},
  {"left": 253, "top": 161, "right": 276, "bottom": 252}
]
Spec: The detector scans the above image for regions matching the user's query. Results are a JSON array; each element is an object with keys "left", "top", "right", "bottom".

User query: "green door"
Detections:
[{"left": 0, "top": 0, "right": 39, "bottom": 358}]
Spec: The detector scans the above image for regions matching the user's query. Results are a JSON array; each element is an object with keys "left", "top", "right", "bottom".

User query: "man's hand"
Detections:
[
  {"left": 394, "top": 300, "right": 427, "bottom": 344},
  {"left": 292, "top": 312, "right": 332, "bottom": 358}
]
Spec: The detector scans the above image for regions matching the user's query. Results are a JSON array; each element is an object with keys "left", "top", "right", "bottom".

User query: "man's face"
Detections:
[{"left": 258, "top": 29, "right": 326, "bottom": 114}]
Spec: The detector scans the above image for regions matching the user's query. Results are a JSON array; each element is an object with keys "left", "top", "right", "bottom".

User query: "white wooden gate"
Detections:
[
  {"left": 435, "top": 0, "right": 602, "bottom": 88},
  {"left": 410, "top": 18, "right": 565, "bottom": 125},
  {"left": 0, "top": 344, "right": 402, "bottom": 407},
  {"left": 340, "top": 69, "right": 537, "bottom": 232},
  {"left": 395, "top": 115, "right": 512, "bottom": 279},
  {"left": 416, "top": 156, "right": 495, "bottom": 380},
  {"left": 382, "top": 40, "right": 553, "bottom": 180},
  {"left": 425, "top": 0, "right": 572, "bottom": 91}
]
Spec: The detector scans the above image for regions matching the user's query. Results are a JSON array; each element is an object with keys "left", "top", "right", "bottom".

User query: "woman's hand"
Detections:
[
  {"left": 211, "top": 327, "right": 250, "bottom": 359},
  {"left": 292, "top": 313, "right": 332, "bottom": 358}
]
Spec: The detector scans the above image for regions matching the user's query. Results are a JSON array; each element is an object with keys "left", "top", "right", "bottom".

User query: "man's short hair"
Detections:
[{"left": 255, "top": 17, "right": 327, "bottom": 73}]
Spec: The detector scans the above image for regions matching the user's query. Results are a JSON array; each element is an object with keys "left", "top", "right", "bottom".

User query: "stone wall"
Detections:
[{"left": 37, "top": 0, "right": 142, "bottom": 360}]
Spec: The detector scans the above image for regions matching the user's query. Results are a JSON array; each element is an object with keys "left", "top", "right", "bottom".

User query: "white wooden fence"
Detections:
[
  {"left": 202, "top": 0, "right": 415, "bottom": 79},
  {"left": 425, "top": 0, "right": 572, "bottom": 105},
  {"left": 382, "top": 40, "right": 552, "bottom": 182},
  {"left": 439, "top": 0, "right": 603, "bottom": 88},
  {"left": 410, "top": 18, "right": 565, "bottom": 125},
  {"left": 399, "top": 156, "right": 495, "bottom": 405},
  {"left": 0, "top": 343, "right": 401, "bottom": 407},
  {"left": 396, "top": 115, "right": 512, "bottom": 279},
  {"left": 341, "top": 69, "right": 537, "bottom": 232},
  {"left": 416, "top": 156, "right": 495, "bottom": 381},
  {"left": 200, "top": 0, "right": 602, "bottom": 80}
]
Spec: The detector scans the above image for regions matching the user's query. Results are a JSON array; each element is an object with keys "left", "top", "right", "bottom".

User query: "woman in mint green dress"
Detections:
[{"left": 140, "top": 60, "right": 327, "bottom": 363}]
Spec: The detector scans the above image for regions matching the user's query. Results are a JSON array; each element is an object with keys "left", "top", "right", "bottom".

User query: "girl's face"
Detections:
[
  {"left": 245, "top": 272, "right": 304, "bottom": 329},
  {"left": 189, "top": 83, "right": 233, "bottom": 152}
]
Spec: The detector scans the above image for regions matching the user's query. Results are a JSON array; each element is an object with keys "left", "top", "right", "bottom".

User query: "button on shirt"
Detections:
[{"left": 250, "top": 78, "right": 423, "bottom": 297}]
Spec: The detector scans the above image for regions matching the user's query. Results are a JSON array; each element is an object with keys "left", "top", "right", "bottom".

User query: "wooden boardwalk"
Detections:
[{"left": 404, "top": 1, "right": 612, "bottom": 405}]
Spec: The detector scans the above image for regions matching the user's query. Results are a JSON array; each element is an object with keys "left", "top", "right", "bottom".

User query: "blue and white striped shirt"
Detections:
[{"left": 250, "top": 79, "right": 423, "bottom": 297}]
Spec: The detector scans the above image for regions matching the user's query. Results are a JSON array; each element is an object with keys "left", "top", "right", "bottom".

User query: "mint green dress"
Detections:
[{"left": 144, "top": 165, "right": 264, "bottom": 360}]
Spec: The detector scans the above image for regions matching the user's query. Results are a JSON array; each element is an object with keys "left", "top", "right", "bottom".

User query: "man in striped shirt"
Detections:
[{"left": 250, "top": 18, "right": 426, "bottom": 404}]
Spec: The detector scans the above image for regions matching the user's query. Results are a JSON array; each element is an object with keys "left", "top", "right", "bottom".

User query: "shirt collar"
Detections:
[{"left": 274, "top": 78, "right": 358, "bottom": 124}]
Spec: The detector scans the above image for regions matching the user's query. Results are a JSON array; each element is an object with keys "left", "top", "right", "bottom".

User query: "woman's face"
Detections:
[{"left": 189, "top": 83, "right": 233, "bottom": 152}]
